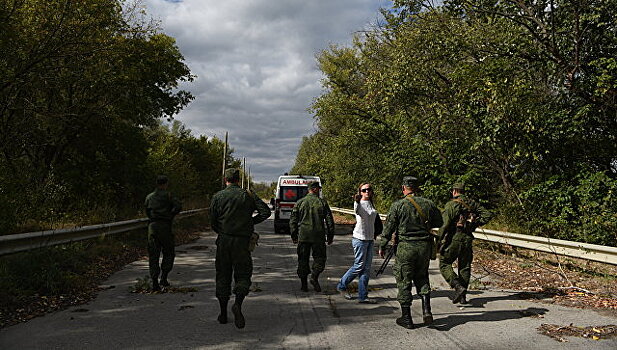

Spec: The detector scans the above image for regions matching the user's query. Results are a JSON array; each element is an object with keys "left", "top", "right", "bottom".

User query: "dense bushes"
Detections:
[{"left": 519, "top": 171, "right": 617, "bottom": 245}]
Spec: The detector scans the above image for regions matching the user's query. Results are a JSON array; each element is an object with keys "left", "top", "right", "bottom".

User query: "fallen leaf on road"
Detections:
[{"left": 538, "top": 324, "right": 617, "bottom": 342}]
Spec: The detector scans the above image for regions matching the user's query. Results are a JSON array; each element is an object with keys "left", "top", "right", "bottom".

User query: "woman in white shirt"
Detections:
[{"left": 336, "top": 183, "right": 379, "bottom": 303}]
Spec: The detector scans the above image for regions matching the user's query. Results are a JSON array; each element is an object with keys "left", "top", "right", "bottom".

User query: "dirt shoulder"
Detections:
[
  {"left": 472, "top": 241, "right": 617, "bottom": 316},
  {"left": 0, "top": 217, "right": 205, "bottom": 328}
]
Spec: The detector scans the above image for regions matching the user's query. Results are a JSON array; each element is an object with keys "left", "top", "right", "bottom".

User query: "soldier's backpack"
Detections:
[{"left": 454, "top": 199, "right": 478, "bottom": 234}]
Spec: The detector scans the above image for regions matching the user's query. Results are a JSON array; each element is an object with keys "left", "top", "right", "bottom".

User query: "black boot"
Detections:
[
  {"left": 160, "top": 272, "right": 170, "bottom": 287},
  {"left": 460, "top": 291, "right": 468, "bottom": 304},
  {"left": 452, "top": 280, "right": 466, "bottom": 304},
  {"left": 396, "top": 306, "right": 414, "bottom": 329},
  {"left": 300, "top": 277, "right": 308, "bottom": 292},
  {"left": 420, "top": 293, "right": 433, "bottom": 324},
  {"left": 217, "top": 297, "right": 229, "bottom": 324},
  {"left": 309, "top": 273, "right": 321, "bottom": 292},
  {"left": 151, "top": 277, "right": 161, "bottom": 292},
  {"left": 231, "top": 294, "right": 246, "bottom": 329}
]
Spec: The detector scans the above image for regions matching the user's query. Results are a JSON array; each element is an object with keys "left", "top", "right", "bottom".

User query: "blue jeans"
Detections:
[{"left": 337, "top": 238, "right": 374, "bottom": 300}]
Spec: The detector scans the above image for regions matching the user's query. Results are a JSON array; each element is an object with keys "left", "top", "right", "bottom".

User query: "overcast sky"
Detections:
[{"left": 143, "top": 0, "right": 390, "bottom": 182}]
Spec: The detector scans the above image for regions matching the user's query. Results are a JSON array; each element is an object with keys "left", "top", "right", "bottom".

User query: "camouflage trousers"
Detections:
[
  {"left": 147, "top": 221, "right": 175, "bottom": 281},
  {"left": 296, "top": 241, "right": 327, "bottom": 278},
  {"left": 439, "top": 232, "right": 474, "bottom": 289},
  {"left": 215, "top": 234, "right": 253, "bottom": 298},
  {"left": 393, "top": 240, "right": 431, "bottom": 307}
]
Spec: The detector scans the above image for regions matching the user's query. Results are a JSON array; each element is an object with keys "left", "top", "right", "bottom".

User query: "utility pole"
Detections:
[
  {"left": 248, "top": 166, "right": 251, "bottom": 191},
  {"left": 221, "top": 132, "right": 228, "bottom": 189},
  {"left": 243, "top": 157, "right": 247, "bottom": 188},
  {"left": 241, "top": 157, "right": 245, "bottom": 188}
]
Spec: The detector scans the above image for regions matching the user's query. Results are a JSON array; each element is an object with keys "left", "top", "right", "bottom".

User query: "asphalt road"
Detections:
[{"left": 1, "top": 216, "right": 616, "bottom": 349}]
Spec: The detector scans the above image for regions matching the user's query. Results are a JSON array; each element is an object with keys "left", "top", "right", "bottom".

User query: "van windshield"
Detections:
[{"left": 279, "top": 186, "right": 309, "bottom": 202}]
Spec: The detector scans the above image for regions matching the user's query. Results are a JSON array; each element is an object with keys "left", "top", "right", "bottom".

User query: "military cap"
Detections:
[
  {"left": 308, "top": 181, "right": 322, "bottom": 189},
  {"left": 156, "top": 175, "right": 169, "bottom": 185},
  {"left": 402, "top": 176, "right": 419, "bottom": 188},
  {"left": 224, "top": 168, "right": 240, "bottom": 181},
  {"left": 452, "top": 182, "right": 465, "bottom": 190}
]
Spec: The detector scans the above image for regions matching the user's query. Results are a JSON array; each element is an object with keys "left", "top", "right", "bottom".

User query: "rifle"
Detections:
[{"left": 376, "top": 242, "right": 398, "bottom": 276}]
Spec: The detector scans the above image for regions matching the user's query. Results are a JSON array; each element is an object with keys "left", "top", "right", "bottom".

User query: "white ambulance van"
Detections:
[{"left": 273, "top": 174, "right": 321, "bottom": 234}]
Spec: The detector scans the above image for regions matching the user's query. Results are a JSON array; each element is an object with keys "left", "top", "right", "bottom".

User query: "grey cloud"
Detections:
[{"left": 144, "top": 0, "right": 389, "bottom": 182}]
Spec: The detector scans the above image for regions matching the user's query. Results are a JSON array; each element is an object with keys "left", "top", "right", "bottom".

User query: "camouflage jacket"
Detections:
[
  {"left": 380, "top": 194, "right": 443, "bottom": 250},
  {"left": 438, "top": 194, "right": 493, "bottom": 242},
  {"left": 210, "top": 184, "right": 271, "bottom": 238},
  {"left": 290, "top": 193, "right": 335, "bottom": 243},
  {"left": 145, "top": 189, "right": 182, "bottom": 221}
]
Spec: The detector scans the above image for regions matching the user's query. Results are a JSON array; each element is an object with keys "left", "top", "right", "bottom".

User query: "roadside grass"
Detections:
[{"left": 0, "top": 213, "right": 208, "bottom": 328}]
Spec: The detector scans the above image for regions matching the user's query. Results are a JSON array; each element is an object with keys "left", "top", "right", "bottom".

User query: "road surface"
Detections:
[{"left": 1, "top": 216, "right": 616, "bottom": 349}]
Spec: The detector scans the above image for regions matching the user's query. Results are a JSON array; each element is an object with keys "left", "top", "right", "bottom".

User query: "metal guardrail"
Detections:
[
  {"left": 331, "top": 207, "right": 388, "bottom": 221},
  {"left": 0, "top": 208, "right": 208, "bottom": 257},
  {"left": 331, "top": 207, "right": 617, "bottom": 265}
]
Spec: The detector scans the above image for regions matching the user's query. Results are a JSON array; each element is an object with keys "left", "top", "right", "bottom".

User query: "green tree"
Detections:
[
  {"left": 0, "top": 0, "right": 194, "bottom": 232},
  {"left": 293, "top": 0, "right": 617, "bottom": 245}
]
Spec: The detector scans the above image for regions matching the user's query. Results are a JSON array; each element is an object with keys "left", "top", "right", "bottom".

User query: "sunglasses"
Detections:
[{"left": 361, "top": 188, "right": 373, "bottom": 193}]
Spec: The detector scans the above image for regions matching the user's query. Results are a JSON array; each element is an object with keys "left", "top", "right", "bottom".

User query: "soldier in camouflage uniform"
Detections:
[
  {"left": 210, "top": 168, "right": 270, "bottom": 329},
  {"left": 438, "top": 182, "right": 493, "bottom": 304},
  {"left": 145, "top": 175, "right": 182, "bottom": 291},
  {"left": 289, "top": 181, "right": 335, "bottom": 293},
  {"left": 378, "top": 176, "right": 443, "bottom": 329}
]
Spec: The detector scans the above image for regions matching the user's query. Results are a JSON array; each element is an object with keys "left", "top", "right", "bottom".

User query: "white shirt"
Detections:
[{"left": 353, "top": 200, "right": 377, "bottom": 240}]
